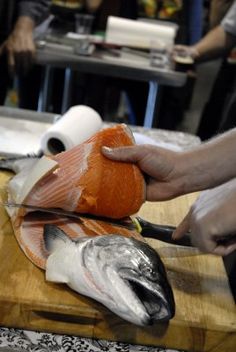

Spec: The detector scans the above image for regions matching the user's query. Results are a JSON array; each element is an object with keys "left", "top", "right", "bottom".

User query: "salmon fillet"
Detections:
[
  {"left": 24, "top": 124, "right": 146, "bottom": 219},
  {"left": 10, "top": 124, "right": 146, "bottom": 268}
]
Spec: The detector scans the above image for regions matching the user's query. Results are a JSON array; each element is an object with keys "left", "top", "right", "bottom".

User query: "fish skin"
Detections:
[{"left": 43, "top": 224, "right": 175, "bottom": 326}]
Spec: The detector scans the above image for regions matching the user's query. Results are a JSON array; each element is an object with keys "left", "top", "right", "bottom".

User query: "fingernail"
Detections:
[{"left": 102, "top": 146, "right": 113, "bottom": 154}]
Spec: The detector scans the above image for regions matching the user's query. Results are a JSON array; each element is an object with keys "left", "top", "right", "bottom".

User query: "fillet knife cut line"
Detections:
[
  {"left": 1, "top": 202, "right": 193, "bottom": 246},
  {"left": 4, "top": 202, "right": 235, "bottom": 248}
]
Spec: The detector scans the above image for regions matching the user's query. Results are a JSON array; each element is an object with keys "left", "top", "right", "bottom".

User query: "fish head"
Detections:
[
  {"left": 43, "top": 225, "right": 175, "bottom": 326},
  {"left": 88, "top": 235, "right": 175, "bottom": 325}
]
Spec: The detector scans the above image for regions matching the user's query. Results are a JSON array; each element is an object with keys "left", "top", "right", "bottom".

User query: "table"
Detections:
[
  {"left": 0, "top": 184, "right": 235, "bottom": 352},
  {"left": 0, "top": 108, "right": 235, "bottom": 352},
  {"left": 35, "top": 39, "right": 186, "bottom": 128}
]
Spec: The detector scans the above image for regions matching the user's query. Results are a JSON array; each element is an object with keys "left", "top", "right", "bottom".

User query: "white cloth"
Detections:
[
  {"left": 0, "top": 327, "right": 183, "bottom": 352},
  {"left": 221, "top": 1, "right": 236, "bottom": 36}
]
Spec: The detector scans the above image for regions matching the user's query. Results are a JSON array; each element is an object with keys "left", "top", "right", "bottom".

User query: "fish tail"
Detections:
[{"left": 0, "top": 154, "right": 41, "bottom": 173}]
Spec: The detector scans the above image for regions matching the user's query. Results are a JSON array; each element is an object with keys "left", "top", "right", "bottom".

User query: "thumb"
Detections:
[
  {"left": 172, "top": 211, "right": 191, "bottom": 240},
  {"left": 101, "top": 145, "right": 142, "bottom": 163}
]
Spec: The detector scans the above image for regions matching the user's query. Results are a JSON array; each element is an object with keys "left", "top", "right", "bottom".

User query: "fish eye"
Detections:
[{"left": 139, "top": 262, "right": 158, "bottom": 281}]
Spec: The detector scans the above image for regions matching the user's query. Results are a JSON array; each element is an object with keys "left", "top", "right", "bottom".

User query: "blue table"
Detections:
[{"left": 36, "top": 41, "right": 186, "bottom": 128}]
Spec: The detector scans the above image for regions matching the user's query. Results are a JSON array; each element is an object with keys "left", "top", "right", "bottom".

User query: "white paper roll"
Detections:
[
  {"left": 40, "top": 105, "right": 102, "bottom": 155},
  {"left": 105, "top": 16, "right": 177, "bottom": 48}
]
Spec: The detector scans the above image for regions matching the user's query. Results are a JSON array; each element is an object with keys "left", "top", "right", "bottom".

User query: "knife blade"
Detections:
[
  {"left": 2, "top": 202, "right": 136, "bottom": 229},
  {"left": 2, "top": 201, "right": 193, "bottom": 246}
]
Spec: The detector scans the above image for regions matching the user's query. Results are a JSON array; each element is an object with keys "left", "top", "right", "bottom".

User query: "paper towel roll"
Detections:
[
  {"left": 40, "top": 105, "right": 102, "bottom": 155},
  {"left": 105, "top": 16, "right": 177, "bottom": 49}
]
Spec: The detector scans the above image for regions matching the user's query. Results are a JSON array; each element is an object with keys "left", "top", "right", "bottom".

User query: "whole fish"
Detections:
[
  {"left": 44, "top": 224, "right": 175, "bottom": 325},
  {"left": 0, "top": 124, "right": 175, "bottom": 326}
]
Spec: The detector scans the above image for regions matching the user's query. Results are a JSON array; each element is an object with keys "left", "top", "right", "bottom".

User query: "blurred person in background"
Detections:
[
  {"left": 209, "top": 0, "right": 233, "bottom": 28},
  {"left": 196, "top": 0, "right": 235, "bottom": 140},
  {"left": 0, "top": 0, "right": 50, "bottom": 106},
  {"left": 173, "top": 0, "right": 236, "bottom": 140}
]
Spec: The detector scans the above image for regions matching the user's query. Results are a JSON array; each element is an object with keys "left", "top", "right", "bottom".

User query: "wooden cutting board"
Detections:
[{"left": 0, "top": 171, "right": 235, "bottom": 352}]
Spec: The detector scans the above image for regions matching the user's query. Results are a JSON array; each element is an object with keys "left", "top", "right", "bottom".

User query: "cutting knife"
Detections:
[
  {"left": 3, "top": 202, "right": 236, "bottom": 248},
  {"left": 2, "top": 202, "right": 192, "bottom": 245}
]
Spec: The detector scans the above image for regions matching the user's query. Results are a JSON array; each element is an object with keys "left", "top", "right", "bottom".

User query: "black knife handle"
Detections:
[
  {"left": 137, "top": 217, "right": 236, "bottom": 248},
  {"left": 136, "top": 217, "right": 192, "bottom": 247}
]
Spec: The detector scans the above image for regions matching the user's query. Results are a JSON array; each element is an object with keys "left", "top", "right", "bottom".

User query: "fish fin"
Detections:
[
  {"left": 0, "top": 157, "right": 16, "bottom": 171},
  {"left": 46, "top": 255, "right": 69, "bottom": 284},
  {"left": 0, "top": 155, "right": 38, "bottom": 173},
  {"left": 43, "top": 224, "right": 71, "bottom": 254},
  {"left": 44, "top": 225, "right": 73, "bottom": 283}
]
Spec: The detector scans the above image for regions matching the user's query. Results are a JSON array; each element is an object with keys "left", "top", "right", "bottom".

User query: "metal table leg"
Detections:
[
  {"left": 38, "top": 65, "right": 53, "bottom": 112},
  {"left": 61, "top": 68, "right": 73, "bottom": 114},
  {"left": 143, "top": 81, "right": 159, "bottom": 128}
]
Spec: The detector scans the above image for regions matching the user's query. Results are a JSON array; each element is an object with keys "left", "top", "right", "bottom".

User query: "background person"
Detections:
[
  {"left": 0, "top": 0, "right": 50, "bottom": 106},
  {"left": 173, "top": 0, "right": 236, "bottom": 139}
]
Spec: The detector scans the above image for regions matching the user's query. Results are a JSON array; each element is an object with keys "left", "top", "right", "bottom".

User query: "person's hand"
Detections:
[
  {"left": 84, "top": 0, "right": 103, "bottom": 12},
  {"left": 0, "top": 16, "right": 35, "bottom": 75},
  {"left": 172, "top": 44, "right": 200, "bottom": 64},
  {"left": 102, "top": 144, "right": 186, "bottom": 201},
  {"left": 173, "top": 178, "right": 236, "bottom": 256}
]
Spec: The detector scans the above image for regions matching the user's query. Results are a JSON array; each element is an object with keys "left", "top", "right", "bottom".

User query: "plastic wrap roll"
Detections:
[
  {"left": 105, "top": 16, "right": 177, "bottom": 48},
  {"left": 40, "top": 105, "right": 102, "bottom": 155}
]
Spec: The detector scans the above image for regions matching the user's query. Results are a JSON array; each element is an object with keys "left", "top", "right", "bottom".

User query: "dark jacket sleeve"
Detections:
[{"left": 17, "top": 0, "right": 51, "bottom": 25}]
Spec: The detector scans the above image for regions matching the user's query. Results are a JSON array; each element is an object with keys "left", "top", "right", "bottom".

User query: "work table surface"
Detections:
[
  {"left": 0, "top": 109, "right": 235, "bottom": 351},
  {"left": 0, "top": 171, "right": 235, "bottom": 352},
  {"left": 36, "top": 41, "right": 186, "bottom": 86}
]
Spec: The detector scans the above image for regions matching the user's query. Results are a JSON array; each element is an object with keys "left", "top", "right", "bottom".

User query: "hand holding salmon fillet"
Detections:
[
  {"left": 102, "top": 144, "right": 183, "bottom": 201},
  {"left": 102, "top": 128, "right": 236, "bottom": 255},
  {"left": 102, "top": 128, "right": 236, "bottom": 200}
]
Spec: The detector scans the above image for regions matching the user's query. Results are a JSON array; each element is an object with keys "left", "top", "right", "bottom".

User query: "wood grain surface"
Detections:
[{"left": 0, "top": 171, "right": 235, "bottom": 352}]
